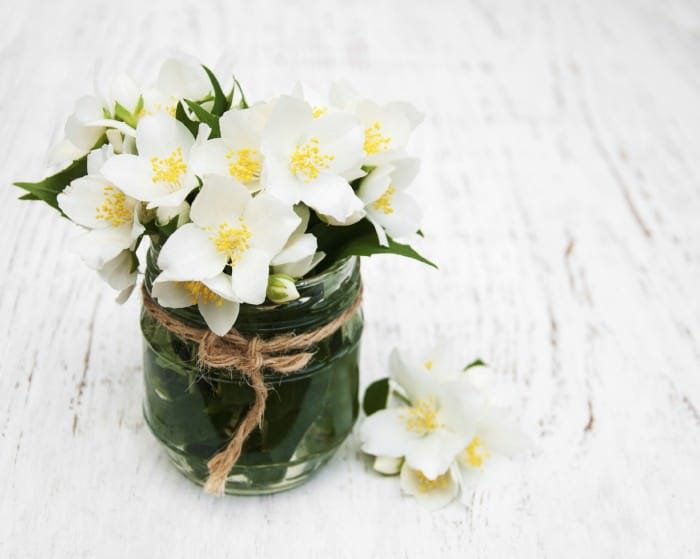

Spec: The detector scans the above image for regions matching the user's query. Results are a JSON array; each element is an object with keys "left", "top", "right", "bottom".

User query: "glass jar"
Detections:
[{"left": 140, "top": 247, "right": 363, "bottom": 495}]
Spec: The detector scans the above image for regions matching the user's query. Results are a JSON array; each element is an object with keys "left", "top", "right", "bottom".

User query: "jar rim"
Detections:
[{"left": 295, "top": 255, "right": 356, "bottom": 289}]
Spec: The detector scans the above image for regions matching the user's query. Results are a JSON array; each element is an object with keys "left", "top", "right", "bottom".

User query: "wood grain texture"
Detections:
[{"left": 1, "top": 0, "right": 699, "bottom": 557}]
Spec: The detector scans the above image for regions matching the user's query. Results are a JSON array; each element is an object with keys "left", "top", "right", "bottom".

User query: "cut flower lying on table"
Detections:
[
  {"left": 361, "top": 342, "right": 530, "bottom": 510},
  {"left": 15, "top": 53, "right": 435, "bottom": 335}
]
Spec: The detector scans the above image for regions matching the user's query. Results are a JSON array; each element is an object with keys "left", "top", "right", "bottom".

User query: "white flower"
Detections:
[
  {"left": 47, "top": 74, "right": 142, "bottom": 166},
  {"left": 156, "top": 175, "right": 300, "bottom": 305},
  {"left": 360, "top": 348, "right": 481, "bottom": 479},
  {"left": 151, "top": 273, "right": 240, "bottom": 336},
  {"left": 329, "top": 81, "right": 424, "bottom": 165},
  {"left": 142, "top": 54, "right": 211, "bottom": 117},
  {"left": 399, "top": 462, "right": 460, "bottom": 510},
  {"left": 190, "top": 102, "right": 272, "bottom": 192},
  {"left": 100, "top": 113, "right": 206, "bottom": 214},
  {"left": 57, "top": 146, "right": 143, "bottom": 270},
  {"left": 358, "top": 157, "right": 421, "bottom": 246},
  {"left": 261, "top": 95, "right": 365, "bottom": 223},
  {"left": 455, "top": 406, "right": 529, "bottom": 494},
  {"left": 270, "top": 205, "right": 324, "bottom": 278}
]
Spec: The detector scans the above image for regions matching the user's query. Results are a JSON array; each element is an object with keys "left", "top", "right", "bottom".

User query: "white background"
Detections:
[{"left": 1, "top": 0, "right": 700, "bottom": 557}]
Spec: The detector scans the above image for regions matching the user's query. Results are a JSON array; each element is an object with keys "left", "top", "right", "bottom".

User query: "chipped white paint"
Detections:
[{"left": 1, "top": 0, "right": 700, "bottom": 557}]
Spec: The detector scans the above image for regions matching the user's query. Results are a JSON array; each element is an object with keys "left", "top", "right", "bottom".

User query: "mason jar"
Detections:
[{"left": 140, "top": 246, "right": 363, "bottom": 495}]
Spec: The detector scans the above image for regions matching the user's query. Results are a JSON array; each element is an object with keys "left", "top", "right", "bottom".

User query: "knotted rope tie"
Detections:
[{"left": 141, "top": 284, "right": 363, "bottom": 495}]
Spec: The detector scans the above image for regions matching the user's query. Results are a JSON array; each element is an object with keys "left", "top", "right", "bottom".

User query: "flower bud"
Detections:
[
  {"left": 373, "top": 455, "right": 402, "bottom": 476},
  {"left": 266, "top": 273, "right": 299, "bottom": 303}
]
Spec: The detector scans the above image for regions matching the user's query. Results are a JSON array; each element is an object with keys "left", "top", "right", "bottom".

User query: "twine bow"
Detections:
[{"left": 141, "top": 284, "right": 362, "bottom": 495}]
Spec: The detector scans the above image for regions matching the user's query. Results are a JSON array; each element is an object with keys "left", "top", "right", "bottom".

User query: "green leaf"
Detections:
[
  {"left": 311, "top": 219, "right": 436, "bottom": 269},
  {"left": 134, "top": 94, "right": 144, "bottom": 116},
  {"left": 114, "top": 100, "right": 137, "bottom": 128},
  {"left": 184, "top": 99, "right": 220, "bottom": 138},
  {"left": 175, "top": 101, "right": 199, "bottom": 136},
  {"left": 338, "top": 233, "right": 437, "bottom": 268},
  {"left": 362, "top": 377, "right": 390, "bottom": 416},
  {"left": 202, "top": 65, "right": 228, "bottom": 116},
  {"left": 464, "top": 358, "right": 487, "bottom": 371},
  {"left": 14, "top": 155, "right": 89, "bottom": 213}
]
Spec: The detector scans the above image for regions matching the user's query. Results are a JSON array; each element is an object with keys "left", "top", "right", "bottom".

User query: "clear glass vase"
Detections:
[{"left": 140, "top": 248, "right": 363, "bottom": 495}]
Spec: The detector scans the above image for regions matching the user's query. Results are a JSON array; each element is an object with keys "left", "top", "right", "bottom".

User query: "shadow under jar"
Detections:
[{"left": 141, "top": 247, "right": 363, "bottom": 495}]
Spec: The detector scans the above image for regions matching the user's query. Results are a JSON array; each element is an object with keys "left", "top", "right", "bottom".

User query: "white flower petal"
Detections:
[
  {"left": 72, "top": 226, "right": 133, "bottom": 269},
  {"left": 156, "top": 54, "right": 210, "bottom": 102},
  {"left": 272, "top": 250, "right": 325, "bottom": 279},
  {"left": 58, "top": 176, "right": 110, "bottom": 229},
  {"left": 109, "top": 72, "right": 141, "bottom": 112},
  {"left": 157, "top": 223, "right": 226, "bottom": 280},
  {"left": 389, "top": 157, "right": 421, "bottom": 190},
  {"left": 270, "top": 233, "right": 317, "bottom": 266},
  {"left": 308, "top": 112, "right": 364, "bottom": 174},
  {"left": 400, "top": 463, "right": 459, "bottom": 510},
  {"left": 298, "top": 172, "right": 363, "bottom": 222},
  {"left": 202, "top": 273, "right": 238, "bottom": 301},
  {"left": 86, "top": 145, "right": 115, "bottom": 175},
  {"left": 358, "top": 165, "right": 393, "bottom": 205},
  {"left": 389, "top": 348, "right": 436, "bottom": 402},
  {"left": 151, "top": 276, "right": 194, "bottom": 308},
  {"left": 260, "top": 157, "right": 303, "bottom": 205},
  {"left": 230, "top": 248, "right": 272, "bottom": 304},
  {"left": 98, "top": 250, "right": 137, "bottom": 291},
  {"left": 435, "top": 381, "right": 482, "bottom": 437},
  {"left": 220, "top": 104, "right": 268, "bottom": 148},
  {"left": 101, "top": 154, "right": 170, "bottom": 201},
  {"left": 369, "top": 191, "right": 421, "bottom": 240},
  {"left": 198, "top": 298, "right": 240, "bottom": 336},
  {"left": 360, "top": 407, "right": 422, "bottom": 459},
  {"left": 147, "top": 176, "right": 198, "bottom": 209},
  {"left": 403, "top": 429, "right": 468, "bottom": 480},
  {"left": 261, "top": 95, "right": 313, "bottom": 154},
  {"left": 135, "top": 113, "right": 195, "bottom": 159},
  {"left": 65, "top": 114, "right": 103, "bottom": 152},
  {"left": 190, "top": 175, "right": 250, "bottom": 229},
  {"left": 245, "top": 193, "right": 300, "bottom": 254},
  {"left": 188, "top": 138, "right": 230, "bottom": 177}
]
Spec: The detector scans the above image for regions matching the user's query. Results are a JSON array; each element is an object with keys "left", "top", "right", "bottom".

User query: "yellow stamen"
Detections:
[
  {"left": 153, "top": 102, "right": 176, "bottom": 117},
  {"left": 150, "top": 147, "right": 187, "bottom": 185},
  {"left": 424, "top": 360, "right": 433, "bottom": 371},
  {"left": 371, "top": 185, "right": 396, "bottom": 215},
  {"left": 289, "top": 137, "right": 334, "bottom": 182},
  {"left": 461, "top": 436, "right": 490, "bottom": 468},
  {"left": 401, "top": 397, "right": 442, "bottom": 435},
  {"left": 226, "top": 148, "right": 262, "bottom": 183},
  {"left": 364, "top": 121, "right": 391, "bottom": 155},
  {"left": 209, "top": 219, "right": 251, "bottom": 266},
  {"left": 414, "top": 470, "right": 451, "bottom": 493},
  {"left": 95, "top": 186, "right": 131, "bottom": 227},
  {"left": 183, "top": 281, "right": 224, "bottom": 307},
  {"left": 312, "top": 105, "right": 328, "bottom": 118}
]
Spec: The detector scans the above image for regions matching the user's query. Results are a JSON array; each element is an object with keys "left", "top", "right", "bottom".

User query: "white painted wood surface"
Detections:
[{"left": 2, "top": 0, "right": 700, "bottom": 556}]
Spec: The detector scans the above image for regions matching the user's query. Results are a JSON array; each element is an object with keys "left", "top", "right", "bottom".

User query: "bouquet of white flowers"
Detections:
[{"left": 16, "top": 53, "right": 433, "bottom": 335}]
